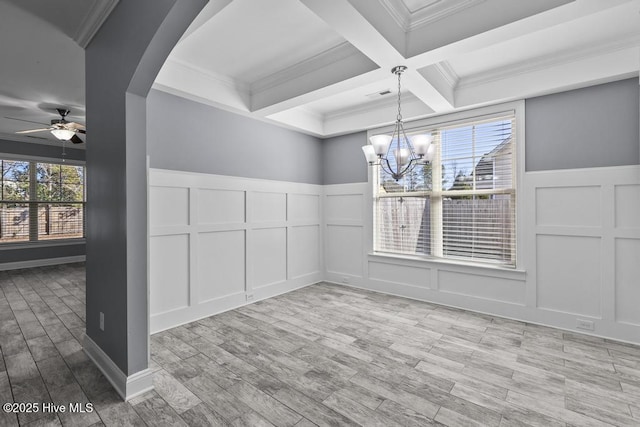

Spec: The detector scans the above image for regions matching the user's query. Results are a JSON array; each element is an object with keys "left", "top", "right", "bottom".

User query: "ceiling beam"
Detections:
[{"left": 299, "top": 0, "right": 455, "bottom": 112}]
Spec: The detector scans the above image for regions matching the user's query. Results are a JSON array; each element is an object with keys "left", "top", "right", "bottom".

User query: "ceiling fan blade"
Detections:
[
  {"left": 16, "top": 128, "right": 51, "bottom": 134},
  {"left": 4, "top": 116, "right": 50, "bottom": 126},
  {"left": 67, "top": 122, "right": 86, "bottom": 130},
  {"left": 70, "top": 134, "right": 84, "bottom": 144}
]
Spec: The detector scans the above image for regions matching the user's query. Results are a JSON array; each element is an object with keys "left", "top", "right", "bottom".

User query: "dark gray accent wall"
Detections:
[
  {"left": 0, "top": 244, "right": 85, "bottom": 264},
  {"left": 0, "top": 139, "right": 85, "bottom": 162},
  {"left": 526, "top": 78, "right": 640, "bottom": 171},
  {"left": 85, "top": 0, "right": 206, "bottom": 376},
  {"left": 147, "top": 90, "right": 323, "bottom": 185},
  {"left": 322, "top": 131, "right": 368, "bottom": 185}
]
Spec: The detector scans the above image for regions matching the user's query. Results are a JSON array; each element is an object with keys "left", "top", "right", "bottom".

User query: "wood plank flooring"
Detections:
[{"left": 1, "top": 263, "right": 640, "bottom": 426}]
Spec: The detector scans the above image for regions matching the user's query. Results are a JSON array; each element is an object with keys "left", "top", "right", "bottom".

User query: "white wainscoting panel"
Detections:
[
  {"left": 324, "top": 165, "right": 640, "bottom": 345},
  {"left": 368, "top": 260, "right": 430, "bottom": 288},
  {"left": 438, "top": 270, "right": 525, "bottom": 305},
  {"left": 251, "top": 227, "right": 287, "bottom": 289},
  {"left": 536, "top": 235, "right": 601, "bottom": 316},
  {"left": 289, "top": 225, "right": 320, "bottom": 279},
  {"left": 326, "top": 225, "right": 363, "bottom": 277},
  {"left": 251, "top": 192, "right": 286, "bottom": 223},
  {"left": 326, "top": 194, "right": 363, "bottom": 222},
  {"left": 198, "top": 189, "right": 245, "bottom": 224},
  {"left": 149, "top": 169, "right": 322, "bottom": 333},
  {"left": 149, "top": 234, "right": 190, "bottom": 315},
  {"left": 615, "top": 184, "right": 640, "bottom": 228},
  {"left": 323, "top": 184, "right": 368, "bottom": 285},
  {"left": 289, "top": 194, "right": 320, "bottom": 222},
  {"left": 536, "top": 186, "right": 601, "bottom": 227},
  {"left": 615, "top": 238, "right": 640, "bottom": 325},
  {"left": 149, "top": 187, "right": 189, "bottom": 226},
  {"left": 197, "top": 230, "right": 245, "bottom": 303}
]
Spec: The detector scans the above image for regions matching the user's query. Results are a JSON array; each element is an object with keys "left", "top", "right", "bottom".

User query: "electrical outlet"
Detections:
[
  {"left": 99, "top": 312, "right": 105, "bottom": 331},
  {"left": 576, "top": 318, "right": 594, "bottom": 331},
  {"left": 342, "top": 277, "right": 350, "bottom": 284},
  {"left": 246, "top": 293, "right": 254, "bottom": 301}
]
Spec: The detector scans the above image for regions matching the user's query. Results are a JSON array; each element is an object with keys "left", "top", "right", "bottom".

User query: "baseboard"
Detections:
[
  {"left": 0, "top": 255, "right": 85, "bottom": 271},
  {"left": 151, "top": 276, "right": 320, "bottom": 334},
  {"left": 83, "top": 335, "right": 154, "bottom": 401},
  {"left": 324, "top": 279, "right": 640, "bottom": 347}
]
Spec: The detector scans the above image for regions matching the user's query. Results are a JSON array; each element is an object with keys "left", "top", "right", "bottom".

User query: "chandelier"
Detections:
[{"left": 362, "top": 66, "right": 435, "bottom": 181}]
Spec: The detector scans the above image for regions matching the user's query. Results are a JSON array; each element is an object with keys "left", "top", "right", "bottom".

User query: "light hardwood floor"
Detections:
[{"left": 1, "top": 264, "right": 640, "bottom": 426}]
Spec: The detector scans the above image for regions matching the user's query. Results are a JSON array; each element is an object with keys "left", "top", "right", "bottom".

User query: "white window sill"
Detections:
[
  {"left": 368, "top": 252, "right": 526, "bottom": 281},
  {"left": 0, "top": 239, "right": 86, "bottom": 250}
]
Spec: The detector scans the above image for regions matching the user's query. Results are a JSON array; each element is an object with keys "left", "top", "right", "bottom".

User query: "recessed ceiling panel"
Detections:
[
  {"left": 170, "top": 0, "right": 346, "bottom": 84},
  {"left": 447, "top": 3, "right": 640, "bottom": 81},
  {"left": 406, "top": 0, "right": 574, "bottom": 57}
]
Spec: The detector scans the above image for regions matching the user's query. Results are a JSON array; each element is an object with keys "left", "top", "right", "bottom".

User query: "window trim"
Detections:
[
  {"left": 1, "top": 155, "right": 86, "bottom": 246},
  {"left": 366, "top": 100, "right": 525, "bottom": 271}
]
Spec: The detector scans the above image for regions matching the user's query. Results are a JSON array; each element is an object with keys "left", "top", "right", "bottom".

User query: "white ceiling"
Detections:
[
  {"left": 0, "top": 0, "right": 116, "bottom": 146},
  {"left": 156, "top": 0, "right": 640, "bottom": 137},
  {"left": 0, "top": 0, "right": 638, "bottom": 146}
]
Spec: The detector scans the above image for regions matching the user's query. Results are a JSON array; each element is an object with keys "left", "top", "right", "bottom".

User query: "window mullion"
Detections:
[
  {"left": 28, "top": 161, "right": 38, "bottom": 241},
  {"left": 431, "top": 132, "right": 443, "bottom": 258}
]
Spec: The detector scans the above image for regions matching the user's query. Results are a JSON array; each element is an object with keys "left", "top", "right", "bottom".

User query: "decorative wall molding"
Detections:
[
  {"left": 149, "top": 169, "right": 323, "bottom": 333},
  {"left": 83, "top": 335, "right": 153, "bottom": 401},
  {"left": 0, "top": 255, "right": 85, "bottom": 272},
  {"left": 324, "top": 165, "right": 640, "bottom": 345}
]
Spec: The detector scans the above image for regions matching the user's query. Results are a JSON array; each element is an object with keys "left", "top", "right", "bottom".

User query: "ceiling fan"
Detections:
[{"left": 15, "top": 108, "right": 86, "bottom": 144}]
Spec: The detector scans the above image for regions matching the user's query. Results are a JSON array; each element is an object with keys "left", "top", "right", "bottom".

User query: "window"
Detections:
[
  {"left": 1, "top": 159, "right": 85, "bottom": 244},
  {"left": 373, "top": 110, "right": 517, "bottom": 266}
]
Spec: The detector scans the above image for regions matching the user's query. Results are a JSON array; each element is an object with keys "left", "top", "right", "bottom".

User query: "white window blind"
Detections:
[
  {"left": 1, "top": 159, "right": 86, "bottom": 244},
  {"left": 373, "top": 113, "right": 516, "bottom": 266}
]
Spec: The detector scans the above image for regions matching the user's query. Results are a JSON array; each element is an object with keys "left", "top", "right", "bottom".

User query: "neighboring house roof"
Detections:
[{"left": 474, "top": 137, "right": 512, "bottom": 179}]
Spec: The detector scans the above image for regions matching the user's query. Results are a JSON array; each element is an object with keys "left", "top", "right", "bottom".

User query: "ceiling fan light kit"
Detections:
[
  {"left": 15, "top": 108, "right": 86, "bottom": 144},
  {"left": 51, "top": 128, "right": 76, "bottom": 140},
  {"left": 362, "top": 65, "right": 434, "bottom": 181}
]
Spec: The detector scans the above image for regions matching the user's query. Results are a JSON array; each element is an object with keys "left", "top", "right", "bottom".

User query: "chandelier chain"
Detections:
[{"left": 396, "top": 70, "right": 402, "bottom": 122}]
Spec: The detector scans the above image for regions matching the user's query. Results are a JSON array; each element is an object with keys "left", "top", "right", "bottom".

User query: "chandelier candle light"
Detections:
[{"left": 362, "top": 66, "right": 435, "bottom": 181}]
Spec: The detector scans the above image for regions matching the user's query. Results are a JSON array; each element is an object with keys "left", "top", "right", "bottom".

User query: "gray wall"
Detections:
[
  {"left": 85, "top": 0, "right": 205, "bottom": 376},
  {"left": 0, "top": 138, "right": 86, "bottom": 267},
  {"left": 0, "top": 139, "right": 85, "bottom": 162},
  {"left": 147, "top": 90, "right": 323, "bottom": 185},
  {"left": 1, "top": 244, "right": 85, "bottom": 264},
  {"left": 526, "top": 78, "right": 639, "bottom": 171},
  {"left": 320, "top": 78, "right": 640, "bottom": 184},
  {"left": 322, "top": 131, "right": 368, "bottom": 185}
]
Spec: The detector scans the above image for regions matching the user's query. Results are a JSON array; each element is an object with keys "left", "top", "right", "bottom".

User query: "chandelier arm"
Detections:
[
  {"left": 396, "top": 158, "right": 419, "bottom": 179},
  {"left": 380, "top": 156, "right": 396, "bottom": 178}
]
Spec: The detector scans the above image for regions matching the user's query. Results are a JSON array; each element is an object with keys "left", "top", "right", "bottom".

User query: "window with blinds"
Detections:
[
  {"left": 373, "top": 112, "right": 516, "bottom": 266},
  {"left": 1, "top": 159, "right": 85, "bottom": 244}
]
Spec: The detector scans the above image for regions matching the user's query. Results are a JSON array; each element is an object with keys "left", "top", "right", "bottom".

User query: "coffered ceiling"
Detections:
[
  {"left": 156, "top": 0, "right": 640, "bottom": 137},
  {"left": 0, "top": 0, "right": 638, "bottom": 146}
]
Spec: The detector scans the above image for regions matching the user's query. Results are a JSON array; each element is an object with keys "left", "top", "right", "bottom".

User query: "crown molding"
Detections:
[
  {"left": 74, "top": 0, "right": 119, "bottom": 48},
  {"left": 377, "top": 0, "right": 411, "bottom": 31},
  {"left": 324, "top": 92, "right": 421, "bottom": 122},
  {"left": 378, "top": 0, "right": 486, "bottom": 32},
  {"left": 434, "top": 61, "right": 460, "bottom": 88},
  {"left": 165, "top": 57, "right": 251, "bottom": 93},
  {"left": 409, "top": 0, "right": 486, "bottom": 30},
  {"left": 457, "top": 33, "right": 640, "bottom": 89},
  {"left": 251, "top": 42, "right": 362, "bottom": 94}
]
